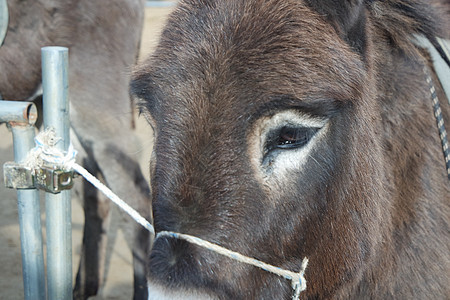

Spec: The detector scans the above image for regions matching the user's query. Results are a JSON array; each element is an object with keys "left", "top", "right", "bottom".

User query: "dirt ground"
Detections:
[{"left": 0, "top": 6, "right": 173, "bottom": 300}]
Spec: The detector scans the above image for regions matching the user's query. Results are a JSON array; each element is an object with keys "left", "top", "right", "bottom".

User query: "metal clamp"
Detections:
[
  {"left": 3, "top": 162, "right": 34, "bottom": 189},
  {"left": 4, "top": 162, "right": 74, "bottom": 193}
]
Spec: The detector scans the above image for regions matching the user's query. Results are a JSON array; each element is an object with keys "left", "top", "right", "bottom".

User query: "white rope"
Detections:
[
  {"left": 24, "top": 128, "right": 77, "bottom": 172},
  {"left": 27, "top": 128, "right": 308, "bottom": 299},
  {"left": 157, "top": 231, "right": 308, "bottom": 299},
  {"left": 72, "top": 163, "right": 155, "bottom": 235}
]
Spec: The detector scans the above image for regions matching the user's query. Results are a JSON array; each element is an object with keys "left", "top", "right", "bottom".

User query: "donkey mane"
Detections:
[
  {"left": 306, "top": 0, "right": 449, "bottom": 59},
  {"left": 368, "top": 0, "right": 449, "bottom": 51}
]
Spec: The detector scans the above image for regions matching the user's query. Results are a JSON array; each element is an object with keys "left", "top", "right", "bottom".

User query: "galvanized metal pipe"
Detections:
[
  {"left": 10, "top": 124, "right": 46, "bottom": 300},
  {"left": 0, "top": 100, "right": 37, "bottom": 125},
  {"left": 41, "top": 46, "right": 72, "bottom": 300},
  {"left": 146, "top": 0, "right": 176, "bottom": 8},
  {"left": 1, "top": 100, "right": 44, "bottom": 299},
  {"left": 0, "top": 0, "right": 8, "bottom": 47}
]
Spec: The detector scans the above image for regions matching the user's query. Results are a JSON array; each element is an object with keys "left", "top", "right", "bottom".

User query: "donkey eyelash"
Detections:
[
  {"left": 259, "top": 111, "right": 327, "bottom": 152},
  {"left": 264, "top": 126, "right": 321, "bottom": 155},
  {"left": 254, "top": 110, "right": 328, "bottom": 177}
]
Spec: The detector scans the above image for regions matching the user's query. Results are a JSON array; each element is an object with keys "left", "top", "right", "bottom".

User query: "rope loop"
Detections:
[
  {"left": 25, "top": 129, "right": 309, "bottom": 298},
  {"left": 156, "top": 231, "right": 308, "bottom": 299}
]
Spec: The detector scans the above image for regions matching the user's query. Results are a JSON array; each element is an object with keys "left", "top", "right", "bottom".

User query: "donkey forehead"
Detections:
[{"left": 132, "top": 0, "right": 365, "bottom": 123}]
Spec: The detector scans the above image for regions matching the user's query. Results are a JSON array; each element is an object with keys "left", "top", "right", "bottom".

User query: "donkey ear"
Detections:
[{"left": 306, "top": 0, "right": 367, "bottom": 56}]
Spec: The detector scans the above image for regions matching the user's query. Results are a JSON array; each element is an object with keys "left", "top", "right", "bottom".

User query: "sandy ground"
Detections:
[{"left": 0, "top": 6, "right": 173, "bottom": 300}]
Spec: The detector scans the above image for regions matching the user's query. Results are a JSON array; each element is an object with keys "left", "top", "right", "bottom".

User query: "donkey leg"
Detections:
[
  {"left": 71, "top": 132, "right": 111, "bottom": 300},
  {"left": 69, "top": 115, "right": 150, "bottom": 298},
  {"left": 73, "top": 159, "right": 111, "bottom": 300},
  {"left": 123, "top": 216, "right": 151, "bottom": 299},
  {"left": 93, "top": 144, "right": 152, "bottom": 300}
]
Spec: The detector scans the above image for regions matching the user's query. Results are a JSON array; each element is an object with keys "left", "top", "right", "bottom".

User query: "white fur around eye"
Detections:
[{"left": 248, "top": 110, "right": 328, "bottom": 185}]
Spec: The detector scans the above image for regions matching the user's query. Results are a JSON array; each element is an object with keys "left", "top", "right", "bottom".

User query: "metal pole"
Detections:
[
  {"left": 0, "top": 0, "right": 8, "bottom": 47},
  {"left": 41, "top": 46, "right": 72, "bottom": 299},
  {"left": 5, "top": 101, "right": 46, "bottom": 300},
  {"left": 0, "top": 100, "right": 38, "bottom": 124}
]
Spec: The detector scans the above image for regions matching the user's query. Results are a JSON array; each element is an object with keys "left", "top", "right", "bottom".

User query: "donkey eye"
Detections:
[
  {"left": 252, "top": 110, "right": 328, "bottom": 175},
  {"left": 278, "top": 127, "right": 320, "bottom": 148},
  {"left": 266, "top": 126, "right": 320, "bottom": 153}
]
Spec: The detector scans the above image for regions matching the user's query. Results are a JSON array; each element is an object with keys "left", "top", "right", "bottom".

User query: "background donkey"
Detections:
[
  {"left": 132, "top": 0, "right": 449, "bottom": 299},
  {"left": 0, "top": 0, "right": 151, "bottom": 299}
]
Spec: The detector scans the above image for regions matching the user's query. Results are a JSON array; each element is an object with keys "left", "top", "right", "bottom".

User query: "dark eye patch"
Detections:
[{"left": 265, "top": 126, "right": 320, "bottom": 154}]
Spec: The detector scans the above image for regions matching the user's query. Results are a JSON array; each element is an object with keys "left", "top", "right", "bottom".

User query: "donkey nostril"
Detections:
[{"left": 148, "top": 236, "right": 194, "bottom": 282}]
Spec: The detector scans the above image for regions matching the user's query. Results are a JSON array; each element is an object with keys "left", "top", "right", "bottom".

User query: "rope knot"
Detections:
[
  {"left": 291, "top": 258, "right": 308, "bottom": 300},
  {"left": 24, "top": 128, "right": 77, "bottom": 172}
]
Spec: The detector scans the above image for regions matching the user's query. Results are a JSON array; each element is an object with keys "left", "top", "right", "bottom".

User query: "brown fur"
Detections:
[
  {"left": 1, "top": 1, "right": 150, "bottom": 299},
  {"left": 133, "top": 0, "right": 449, "bottom": 299}
]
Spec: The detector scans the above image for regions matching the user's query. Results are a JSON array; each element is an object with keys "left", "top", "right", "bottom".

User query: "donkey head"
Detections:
[{"left": 132, "top": 0, "right": 392, "bottom": 298}]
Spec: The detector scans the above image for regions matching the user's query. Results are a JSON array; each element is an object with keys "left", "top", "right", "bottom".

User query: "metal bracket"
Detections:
[
  {"left": 3, "top": 162, "right": 34, "bottom": 189},
  {"left": 3, "top": 162, "right": 74, "bottom": 193}
]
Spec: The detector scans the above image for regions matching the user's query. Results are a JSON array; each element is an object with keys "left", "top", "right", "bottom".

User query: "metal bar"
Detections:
[
  {"left": 0, "top": 100, "right": 37, "bottom": 125},
  {"left": 10, "top": 124, "right": 46, "bottom": 300},
  {"left": 0, "top": 0, "right": 8, "bottom": 47},
  {"left": 146, "top": 0, "right": 176, "bottom": 8},
  {"left": 41, "top": 46, "right": 72, "bottom": 300}
]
